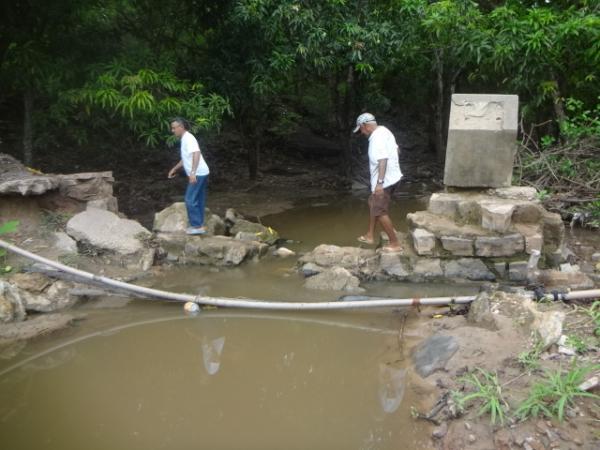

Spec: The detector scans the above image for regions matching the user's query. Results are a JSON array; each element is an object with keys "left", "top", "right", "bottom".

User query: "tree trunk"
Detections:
[
  {"left": 23, "top": 87, "right": 34, "bottom": 167},
  {"left": 433, "top": 50, "right": 445, "bottom": 163},
  {"left": 550, "top": 73, "right": 567, "bottom": 129}
]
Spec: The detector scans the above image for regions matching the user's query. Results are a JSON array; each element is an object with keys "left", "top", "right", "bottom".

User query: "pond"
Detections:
[{"left": 0, "top": 193, "right": 483, "bottom": 450}]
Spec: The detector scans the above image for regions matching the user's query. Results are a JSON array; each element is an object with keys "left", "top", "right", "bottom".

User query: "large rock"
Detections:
[
  {"left": 0, "top": 281, "right": 26, "bottom": 323},
  {"left": 444, "top": 258, "right": 495, "bottom": 281},
  {"left": 229, "top": 219, "right": 279, "bottom": 245},
  {"left": 153, "top": 203, "right": 225, "bottom": 236},
  {"left": 181, "top": 235, "right": 268, "bottom": 266},
  {"left": 0, "top": 154, "right": 59, "bottom": 195},
  {"left": 299, "top": 245, "right": 377, "bottom": 274},
  {"left": 444, "top": 94, "right": 519, "bottom": 188},
  {"left": 412, "top": 334, "right": 459, "bottom": 378},
  {"left": 475, "top": 234, "right": 524, "bottom": 257},
  {"left": 304, "top": 267, "right": 363, "bottom": 292},
  {"left": 66, "top": 208, "right": 151, "bottom": 255},
  {"left": 534, "top": 311, "right": 566, "bottom": 349},
  {"left": 467, "top": 292, "right": 498, "bottom": 329}
]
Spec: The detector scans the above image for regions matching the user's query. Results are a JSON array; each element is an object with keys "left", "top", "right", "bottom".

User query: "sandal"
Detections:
[{"left": 357, "top": 236, "right": 375, "bottom": 245}]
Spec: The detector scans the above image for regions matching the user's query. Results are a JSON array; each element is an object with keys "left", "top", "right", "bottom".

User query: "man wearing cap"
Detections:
[
  {"left": 168, "top": 117, "right": 210, "bottom": 235},
  {"left": 354, "top": 113, "right": 402, "bottom": 251}
]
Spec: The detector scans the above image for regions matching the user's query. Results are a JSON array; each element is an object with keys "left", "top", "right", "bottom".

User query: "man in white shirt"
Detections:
[
  {"left": 354, "top": 113, "right": 402, "bottom": 251},
  {"left": 168, "top": 118, "right": 210, "bottom": 235}
]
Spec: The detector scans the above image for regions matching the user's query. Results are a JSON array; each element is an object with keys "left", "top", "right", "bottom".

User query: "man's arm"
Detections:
[
  {"left": 375, "top": 158, "right": 388, "bottom": 193},
  {"left": 188, "top": 152, "right": 200, "bottom": 184},
  {"left": 168, "top": 160, "right": 183, "bottom": 178}
]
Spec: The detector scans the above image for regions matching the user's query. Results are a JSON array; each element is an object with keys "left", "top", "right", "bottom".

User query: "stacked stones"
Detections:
[
  {"left": 407, "top": 187, "right": 564, "bottom": 281},
  {"left": 409, "top": 94, "right": 565, "bottom": 282}
]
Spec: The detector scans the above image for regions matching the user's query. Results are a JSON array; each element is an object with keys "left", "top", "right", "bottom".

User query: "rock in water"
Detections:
[
  {"left": 304, "top": 267, "right": 363, "bottom": 292},
  {"left": 412, "top": 334, "right": 459, "bottom": 378}
]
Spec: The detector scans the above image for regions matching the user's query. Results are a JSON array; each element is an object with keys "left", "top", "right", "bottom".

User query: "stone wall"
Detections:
[{"left": 407, "top": 186, "right": 565, "bottom": 281}]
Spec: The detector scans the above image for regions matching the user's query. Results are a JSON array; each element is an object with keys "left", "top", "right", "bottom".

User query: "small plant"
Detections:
[
  {"left": 515, "top": 362, "right": 600, "bottom": 422},
  {"left": 536, "top": 189, "right": 551, "bottom": 201},
  {"left": 0, "top": 220, "right": 19, "bottom": 274},
  {"left": 582, "top": 301, "right": 600, "bottom": 337},
  {"left": 565, "top": 335, "right": 590, "bottom": 354},
  {"left": 453, "top": 369, "right": 508, "bottom": 425},
  {"left": 518, "top": 336, "right": 545, "bottom": 372},
  {"left": 540, "top": 135, "right": 555, "bottom": 149}
]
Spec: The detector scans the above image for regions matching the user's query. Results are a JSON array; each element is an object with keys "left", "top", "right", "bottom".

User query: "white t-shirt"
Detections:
[
  {"left": 180, "top": 131, "right": 209, "bottom": 176},
  {"left": 368, "top": 125, "right": 402, "bottom": 192}
]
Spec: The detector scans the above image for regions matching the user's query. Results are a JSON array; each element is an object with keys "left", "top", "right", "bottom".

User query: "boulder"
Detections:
[
  {"left": 229, "top": 219, "right": 279, "bottom": 245},
  {"left": 86, "top": 197, "right": 119, "bottom": 213},
  {"left": 444, "top": 258, "right": 495, "bottom": 281},
  {"left": 153, "top": 202, "right": 188, "bottom": 233},
  {"left": 0, "top": 313, "right": 79, "bottom": 342},
  {"left": 66, "top": 208, "right": 150, "bottom": 255},
  {"left": 467, "top": 292, "right": 498, "bottom": 329},
  {"left": 303, "top": 267, "right": 363, "bottom": 292},
  {"left": 182, "top": 235, "right": 268, "bottom": 266},
  {"left": 0, "top": 281, "right": 26, "bottom": 323},
  {"left": 534, "top": 310, "right": 566, "bottom": 349},
  {"left": 10, "top": 273, "right": 52, "bottom": 293},
  {"left": 411, "top": 228, "right": 436, "bottom": 255},
  {"left": 299, "top": 244, "right": 376, "bottom": 273},
  {"left": 412, "top": 334, "right": 459, "bottom": 378},
  {"left": 19, "top": 281, "right": 77, "bottom": 313},
  {"left": 300, "top": 262, "right": 323, "bottom": 277}
]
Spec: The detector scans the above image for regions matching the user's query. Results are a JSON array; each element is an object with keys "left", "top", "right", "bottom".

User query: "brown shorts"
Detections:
[{"left": 368, "top": 183, "right": 397, "bottom": 217}]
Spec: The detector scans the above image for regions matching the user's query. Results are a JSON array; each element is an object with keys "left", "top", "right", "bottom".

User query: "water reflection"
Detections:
[
  {"left": 201, "top": 336, "right": 225, "bottom": 375},
  {"left": 378, "top": 363, "right": 406, "bottom": 414}
]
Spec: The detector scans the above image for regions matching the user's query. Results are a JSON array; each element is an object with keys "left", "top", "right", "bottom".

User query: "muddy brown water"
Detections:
[{"left": 0, "top": 194, "right": 485, "bottom": 450}]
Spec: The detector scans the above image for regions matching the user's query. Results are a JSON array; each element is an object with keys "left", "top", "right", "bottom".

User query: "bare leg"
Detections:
[{"left": 378, "top": 214, "right": 400, "bottom": 248}]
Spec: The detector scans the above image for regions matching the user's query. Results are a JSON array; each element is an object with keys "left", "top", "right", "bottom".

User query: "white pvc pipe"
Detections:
[{"left": 1, "top": 238, "right": 598, "bottom": 310}]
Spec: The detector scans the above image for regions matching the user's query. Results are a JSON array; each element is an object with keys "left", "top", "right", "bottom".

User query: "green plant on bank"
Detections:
[
  {"left": 453, "top": 369, "right": 508, "bottom": 425},
  {"left": 515, "top": 362, "right": 600, "bottom": 422},
  {"left": 518, "top": 337, "right": 545, "bottom": 372},
  {"left": 581, "top": 301, "right": 600, "bottom": 337},
  {"left": 0, "top": 220, "right": 19, "bottom": 274},
  {"left": 565, "top": 335, "right": 590, "bottom": 354},
  {"left": 560, "top": 97, "right": 600, "bottom": 141},
  {"left": 40, "top": 210, "right": 71, "bottom": 232},
  {"left": 535, "top": 189, "right": 551, "bottom": 202}
]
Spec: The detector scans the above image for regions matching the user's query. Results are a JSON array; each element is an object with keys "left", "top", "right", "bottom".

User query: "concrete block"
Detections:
[
  {"left": 475, "top": 234, "right": 524, "bottom": 257},
  {"left": 494, "top": 262, "right": 507, "bottom": 278},
  {"left": 481, "top": 202, "right": 515, "bottom": 233},
  {"left": 444, "top": 94, "right": 518, "bottom": 188},
  {"left": 411, "top": 228, "right": 436, "bottom": 256},
  {"left": 440, "top": 236, "right": 473, "bottom": 256},
  {"left": 490, "top": 187, "right": 537, "bottom": 201},
  {"left": 509, "top": 261, "right": 529, "bottom": 282},
  {"left": 413, "top": 258, "right": 444, "bottom": 278},
  {"left": 525, "top": 233, "right": 543, "bottom": 254},
  {"left": 428, "top": 193, "right": 461, "bottom": 218},
  {"left": 542, "top": 211, "right": 565, "bottom": 254}
]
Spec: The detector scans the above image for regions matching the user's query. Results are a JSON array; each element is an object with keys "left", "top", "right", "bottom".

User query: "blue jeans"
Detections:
[{"left": 185, "top": 175, "right": 208, "bottom": 227}]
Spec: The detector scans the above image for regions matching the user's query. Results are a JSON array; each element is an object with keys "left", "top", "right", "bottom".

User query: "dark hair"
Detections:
[{"left": 171, "top": 117, "right": 190, "bottom": 130}]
